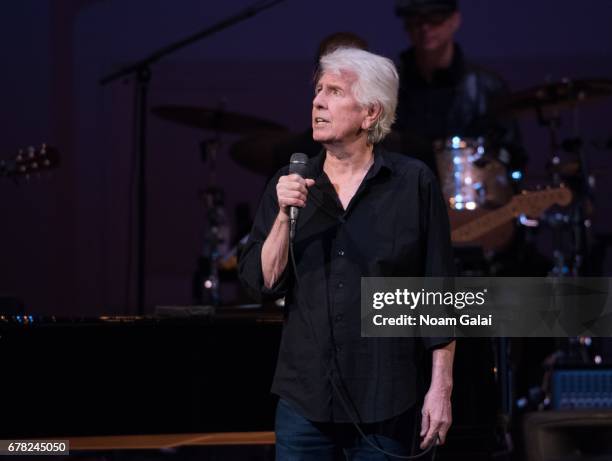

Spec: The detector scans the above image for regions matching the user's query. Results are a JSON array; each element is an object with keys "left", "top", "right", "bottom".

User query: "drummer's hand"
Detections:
[{"left": 276, "top": 174, "right": 315, "bottom": 216}]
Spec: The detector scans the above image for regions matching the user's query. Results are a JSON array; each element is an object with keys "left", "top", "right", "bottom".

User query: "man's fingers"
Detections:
[
  {"left": 280, "top": 198, "right": 305, "bottom": 208},
  {"left": 280, "top": 174, "right": 309, "bottom": 187},
  {"left": 277, "top": 173, "right": 312, "bottom": 212},
  {"left": 305, "top": 178, "right": 315, "bottom": 187},
  {"left": 419, "top": 429, "right": 436, "bottom": 450},
  {"left": 420, "top": 410, "right": 429, "bottom": 437},
  {"left": 282, "top": 190, "right": 306, "bottom": 201},
  {"left": 420, "top": 417, "right": 450, "bottom": 449},
  {"left": 437, "top": 429, "right": 447, "bottom": 445},
  {"left": 277, "top": 182, "right": 309, "bottom": 196},
  {"left": 437, "top": 418, "right": 451, "bottom": 444}
]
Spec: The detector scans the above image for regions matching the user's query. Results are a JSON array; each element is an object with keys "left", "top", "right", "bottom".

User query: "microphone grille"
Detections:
[{"left": 289, "top": 152, "right": 308, "bottom": 176}]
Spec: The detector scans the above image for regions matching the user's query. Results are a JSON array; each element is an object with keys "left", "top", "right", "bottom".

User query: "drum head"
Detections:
[{"left": 435, "top": 136, "right": 513, "bottom": 210}]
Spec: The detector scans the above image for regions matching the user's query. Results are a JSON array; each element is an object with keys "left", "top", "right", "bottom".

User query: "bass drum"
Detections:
[
  {"left": 435, "top": 136, "right": 516, "bottom": 252},
  {"left": 434, "top": 136, "right": 513, "bottom": 210}
]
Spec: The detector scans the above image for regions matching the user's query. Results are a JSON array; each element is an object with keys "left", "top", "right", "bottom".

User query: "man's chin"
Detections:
[{"left": 312, "top": 132, "right": 329, "bottom": 143}]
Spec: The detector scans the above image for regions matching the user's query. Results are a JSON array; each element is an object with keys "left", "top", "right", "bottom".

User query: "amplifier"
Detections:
[{"left": 552, "top": 368, "right": 612, "bottom": 409}]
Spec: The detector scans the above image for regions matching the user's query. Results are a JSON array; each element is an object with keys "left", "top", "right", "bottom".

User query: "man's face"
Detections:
[
  {"left": 404, "top": 10, "right": 461, "bottom": 52},
  {"left": 312, "top": 70, "right": 370, "bottom": 145}
]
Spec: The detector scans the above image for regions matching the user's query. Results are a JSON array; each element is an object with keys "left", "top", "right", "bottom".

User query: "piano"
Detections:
[{"left": 0, "top": 307, "right": 282, "bottom": 440}]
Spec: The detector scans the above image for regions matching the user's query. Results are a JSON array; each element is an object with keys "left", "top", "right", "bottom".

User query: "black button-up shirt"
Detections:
[{"left": 238, "top": 146, "right": 454, "bottom": 423}]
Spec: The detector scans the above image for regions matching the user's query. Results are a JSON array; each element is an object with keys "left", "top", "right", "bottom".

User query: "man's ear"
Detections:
[{"left": 363, "top": 103, "right": 382, "bottom": 130}]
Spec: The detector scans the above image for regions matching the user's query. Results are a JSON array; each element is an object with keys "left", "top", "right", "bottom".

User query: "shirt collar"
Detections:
[{"left": 306, "top": 144, "right": 393, "bottom": 182}]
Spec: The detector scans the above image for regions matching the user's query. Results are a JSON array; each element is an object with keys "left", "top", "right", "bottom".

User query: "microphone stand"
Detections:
[{"left": 99, "top": 0, "right": 287, "bottom": 314}]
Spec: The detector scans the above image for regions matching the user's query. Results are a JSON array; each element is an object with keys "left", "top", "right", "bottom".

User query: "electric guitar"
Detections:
[{"left": 450, "top": 186, "right": 573, "bottom": 251}]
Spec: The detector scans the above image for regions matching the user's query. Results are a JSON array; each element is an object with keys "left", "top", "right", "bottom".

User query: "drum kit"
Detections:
[
  {"left": 151, "top": 104, "right": 292, "bottom": 305},
  {"left": 437, "top": 78, "right": 612, "bottom": 277},
  {"left": 151, "top": 77, "right": 612, "bottom": 304}
]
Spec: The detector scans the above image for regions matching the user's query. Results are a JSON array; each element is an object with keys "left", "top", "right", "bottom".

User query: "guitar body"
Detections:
[
  {"left": 448, "top": 208, "right": 515, "bottom": 252},
  {"left": 449, "top": 186, "right": 573, "bottom": 253}
]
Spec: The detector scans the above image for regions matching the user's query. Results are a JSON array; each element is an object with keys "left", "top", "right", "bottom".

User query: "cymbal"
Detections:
[
  {"left": 229, "top": 131, "right": 296, "bottom": 176},
  {"left": 151, "top": 105, "right": 287, "bottom": 134},
  {"left": 495, "top": 78, "right": 612, "bottom": 116}
]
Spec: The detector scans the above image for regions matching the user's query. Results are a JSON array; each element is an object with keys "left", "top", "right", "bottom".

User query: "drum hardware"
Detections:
[
  {"left": 152, "top": 108, "right": 291, "bottom": 303},
  {"left": 151, "top": 105, "right": 287, "bottom": 135},
  {"left": 494, "top": 77, "right": 612, "bottom": 276},
  {"left": 522, "top": 82, "right": 599, "bottom": 277},
  {"left": 99, "top": 0, "right": 286, "bottom": 313},
  {"left": 501, "top": 79, "right": 612, "bottom": 419},
  {"left": 494, "top": 78, "right": 612, "bottom": 118},
  {"left": 447, "top": 78, "right": 612, "bottom": 443},
  {"left": 193, "top": 121, "right": 231, "bottom": 306},
  {"left": 228, "top": 130, "right": 295, "bottom": 176},
  {"left": 193, "top": 186, "right": 231, "bottom": 307}
]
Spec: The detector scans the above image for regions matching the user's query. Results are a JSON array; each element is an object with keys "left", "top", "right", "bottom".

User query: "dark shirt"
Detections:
[
  {"left": 395, "top": 44, "right": 526, "bottom": 175},
  {"left": 238, "top": 146, "right": 454, "bottom": 423}
]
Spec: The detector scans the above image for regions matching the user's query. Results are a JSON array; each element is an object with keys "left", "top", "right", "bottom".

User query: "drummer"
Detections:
[{"left": 393, "top": 0, "right": 526, "bottom": 176}]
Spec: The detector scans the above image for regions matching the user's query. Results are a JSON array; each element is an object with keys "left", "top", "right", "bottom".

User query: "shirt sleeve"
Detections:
[
  {"left": 419, "top": 167, "right": 456, "bottom": 350},
  {"left": 238, "top": 171, "right": 291, "bottom": 302}
]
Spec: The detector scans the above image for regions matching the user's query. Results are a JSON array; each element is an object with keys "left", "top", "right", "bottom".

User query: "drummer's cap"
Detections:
[{"left": 395, "top": 0, "right": 458, "bottom": 16}]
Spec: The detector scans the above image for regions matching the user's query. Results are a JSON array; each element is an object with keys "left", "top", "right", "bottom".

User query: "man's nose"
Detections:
[{"left": 313, "top": 92, "right": 326, "bottom": 108}]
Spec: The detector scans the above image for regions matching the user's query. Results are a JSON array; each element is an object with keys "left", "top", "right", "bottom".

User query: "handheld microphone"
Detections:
[{"left": 288, "top": 153, "right": 309, "bottom": 241}]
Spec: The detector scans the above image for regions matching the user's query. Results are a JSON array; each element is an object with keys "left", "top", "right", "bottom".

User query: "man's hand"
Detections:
[
  {"left": 419, "top": 384, "right": 452, "bottom": 449},
  {"left": 276, "top": 174, "right": 315, "bottom": 215},
  {"left": 420, "top": 340, "right": 455, "bottom": 449}
]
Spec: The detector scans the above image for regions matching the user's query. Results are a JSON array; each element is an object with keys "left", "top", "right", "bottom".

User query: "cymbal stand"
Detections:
[
  {"left": 536, "top": 103, "right": 568, "bottom": 277},
  {"left": 99, "top": 0, "right": 287, "bottom": 313},
  {"left": 193, "top": 134, "right": 230, "bottom": 306}
]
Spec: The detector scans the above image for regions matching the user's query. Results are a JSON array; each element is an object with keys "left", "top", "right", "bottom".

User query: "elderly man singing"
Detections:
[{"left": 239, "top": 47, "right": 455, "bottom": 460}]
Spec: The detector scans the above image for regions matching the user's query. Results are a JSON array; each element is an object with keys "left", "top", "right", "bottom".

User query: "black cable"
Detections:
[{"left": 288, "top": 240, "right": 440, "bottom": 460}]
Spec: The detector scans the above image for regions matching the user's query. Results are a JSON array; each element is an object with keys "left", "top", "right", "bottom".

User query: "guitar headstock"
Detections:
[
  {"left": 0, "top": 144, "right": 60, "bottom": 180},
  {"left": 512, "top": 186, "right": 573, "bottom": 217}
]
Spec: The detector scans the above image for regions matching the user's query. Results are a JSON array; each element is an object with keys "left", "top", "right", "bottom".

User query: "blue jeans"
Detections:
[{"left": 275, "top": 399, "right": 417, "bottom": 461}]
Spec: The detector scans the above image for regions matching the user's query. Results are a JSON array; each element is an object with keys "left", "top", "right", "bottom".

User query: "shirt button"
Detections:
[
  {"left": 336, "top": 345, "right": 342, "bottom": 352},
  {"left": 335, "top": 313, "right": 343, "bottom": 322},
  {"left": 337, "top": 282, "right": 344, "bottom": 288},
  {"left": 337, "top": 249, "right": 345, "bottom": 256}
]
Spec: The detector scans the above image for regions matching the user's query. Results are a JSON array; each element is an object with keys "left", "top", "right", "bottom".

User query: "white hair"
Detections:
[{"left": 319, "top": 47, "right": 399, "bottom": 144}]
